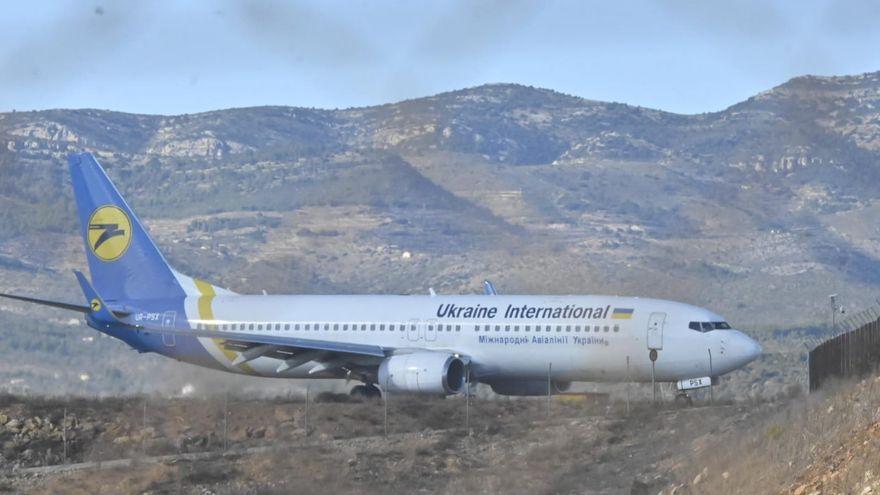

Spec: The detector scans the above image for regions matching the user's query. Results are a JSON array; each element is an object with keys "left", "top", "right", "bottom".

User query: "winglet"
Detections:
[
  {"left": 483, "top": 280, "right": 498, "bottom": 296},
  {"left": 74, "top": 270, "right": 122, "bottom": 323}
]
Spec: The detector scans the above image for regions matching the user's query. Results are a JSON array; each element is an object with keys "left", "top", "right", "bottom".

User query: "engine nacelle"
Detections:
[
  {"left": 378, "top": 353, "right": 466, "bottom": 395},
  {"left": 487, "top": 379, "right": 572, "bottom": 397}
]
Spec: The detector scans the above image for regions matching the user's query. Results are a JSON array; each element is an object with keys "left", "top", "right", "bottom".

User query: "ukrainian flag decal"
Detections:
[{"left": 612, "top": 308, "right": 634, "bottom": 319}]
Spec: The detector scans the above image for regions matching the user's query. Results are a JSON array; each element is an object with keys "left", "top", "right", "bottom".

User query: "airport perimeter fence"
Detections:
[{"left": 809, "top": 305, "right": 880, "bottom": 391}]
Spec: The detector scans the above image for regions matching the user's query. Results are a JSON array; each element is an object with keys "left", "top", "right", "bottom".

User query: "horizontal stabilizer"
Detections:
[
  {"left": 0, "top": 292, "right": 90, "bottom": 313},
  {"left": 74, "top": 270, "right": 123, "bottom": 324}
]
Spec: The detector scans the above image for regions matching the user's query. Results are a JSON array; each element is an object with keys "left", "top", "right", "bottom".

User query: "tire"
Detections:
[
  {"left": 674, "top": 394, "right": 693, "bottom": 407},
  {"left": 350, "top": 385, "right": 369, "bottom": 400},
  {"left": 365, "top": 384, "right": 382, "bottom": 399}
]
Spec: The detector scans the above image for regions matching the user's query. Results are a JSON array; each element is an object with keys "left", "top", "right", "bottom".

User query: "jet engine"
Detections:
[
  {"left": 378, "top": 352, "right": 466, "bottom": 395},
  {"left": 487, "top": 379, "right": 572, "bottom": 396}
]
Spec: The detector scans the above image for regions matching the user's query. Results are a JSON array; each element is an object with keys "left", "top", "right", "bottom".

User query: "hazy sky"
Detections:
[{"left": 1, "top": 0, "right": 879, "bottom": 115}]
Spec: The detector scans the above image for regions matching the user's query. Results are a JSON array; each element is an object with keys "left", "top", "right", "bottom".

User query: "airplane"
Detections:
[{"left": 0, "top": 152, "right": 761, "bottom": 402}]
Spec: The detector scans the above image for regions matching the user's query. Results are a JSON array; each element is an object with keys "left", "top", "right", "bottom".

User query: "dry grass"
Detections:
[{"left": 670, "top": 376, "right": 880, "bottom": 494}]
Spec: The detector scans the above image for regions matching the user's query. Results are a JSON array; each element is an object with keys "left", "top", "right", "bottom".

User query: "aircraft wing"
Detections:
[{"left": 142, "top": 324, "right": 387, "bottom": 358}]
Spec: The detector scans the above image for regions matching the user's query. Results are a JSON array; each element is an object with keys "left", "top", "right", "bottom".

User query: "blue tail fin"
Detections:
[{"left": 69, "top": 152, "right": 187, "bottom": 302}]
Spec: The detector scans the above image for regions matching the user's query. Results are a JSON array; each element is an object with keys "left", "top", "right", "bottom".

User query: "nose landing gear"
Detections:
[
  {"left": 350, "top": 383, "right": 382, "bottom": 400},
  {"left": 674, "top": 392, "right": 694, "bottom": 407}
]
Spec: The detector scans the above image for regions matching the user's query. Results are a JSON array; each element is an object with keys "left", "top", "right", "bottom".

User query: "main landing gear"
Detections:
[
  {"left": 674, "top": 391, "right": 694, "bottom": 407},
  {"left": 350, "top": 383, "right": 382, "bottom": 400}
]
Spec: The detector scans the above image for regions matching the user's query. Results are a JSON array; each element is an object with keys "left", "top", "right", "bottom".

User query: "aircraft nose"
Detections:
[{"left": 731, "top": 331, "right": 762, "bottom": 366}]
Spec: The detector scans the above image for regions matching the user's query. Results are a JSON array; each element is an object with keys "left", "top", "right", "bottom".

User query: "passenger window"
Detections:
[
  {"left": 556, "top": 326, "right": 561, "bottom": 332},
  {"left": 370, "top": 324, "right": 376, "bottom": 331},
  {"left": 380, "top": 324, "right": 386, "bottom": 331},
  {"left": 505, "top": 325, "right": 510, "bottom": 332},
  {"left": 285, "top": 324, "right": 291, "bottom": 330},
  {"left": 574, "top": 326, "right": 580, "bottom": 332},
  {"left": 565, "top": 325, "right": 571, "bottom": 332},
  {"left": 343, "top": 324, "right": 348, "bottom": 331},
  {"left": 324, "top": 324, "right": 330, "bottom": 331},
  {"left": 524, "top": 325, "right": 530, "bottom": 332},
  {"left": 546, "top": 325, "right": 552, "bottom": 332},
  {"left": 613, "top": 325, "right": 619, "bottom": 332},
  {"left": 603, "top": 326, "right": 609, "bottom": 332}
]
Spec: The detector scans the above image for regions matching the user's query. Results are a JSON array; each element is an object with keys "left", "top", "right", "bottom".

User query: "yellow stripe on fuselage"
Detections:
[{"left": 194, "top": 279, "right": 256, "bottom": 375}]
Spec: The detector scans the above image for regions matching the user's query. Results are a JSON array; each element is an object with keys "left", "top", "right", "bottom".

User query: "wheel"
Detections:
[
  {"left": 365, "top": 384, "right": 382, "bottom": 399},
  {"left": 350, "top": 385, "right": 369, "bottom": 400},
  {"left": 350, "top": 384, "right": 382, "bottom": 401},
  {"left": 674, "top": 393, "right": 693, "bottom": 407}
]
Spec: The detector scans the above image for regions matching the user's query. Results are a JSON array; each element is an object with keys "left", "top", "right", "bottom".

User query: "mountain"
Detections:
[{"left": 2, "top": 71, "right": 880, "bottom": 395}]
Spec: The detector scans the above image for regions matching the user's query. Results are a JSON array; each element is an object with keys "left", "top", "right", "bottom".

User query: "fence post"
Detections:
[
  {"left": 708, "top": 348, "right": 714, "bottom": 404},
  {"left": 305, "top": 385, "right": 310, "bottom": 437},
  {"left": 223, "top": 389, "right": 228, "bottom": 451},
  {"left": 465, "top": 367, "right": 470, "bottom": 435},
  {"left": 625, "top": 355, "right": 631, "bottom": 416},
  {"left": 546, "top": 363, "right": 552, "bottom": 418}
]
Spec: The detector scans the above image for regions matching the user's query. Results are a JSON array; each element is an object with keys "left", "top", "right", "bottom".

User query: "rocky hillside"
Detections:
[{"left": 2, "top": 70, "right": 880, "bottom": 395}]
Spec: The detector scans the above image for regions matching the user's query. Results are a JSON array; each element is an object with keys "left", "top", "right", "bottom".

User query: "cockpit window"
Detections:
[{"left": 689, "top": 321, "right": 732, "bottom": 332}]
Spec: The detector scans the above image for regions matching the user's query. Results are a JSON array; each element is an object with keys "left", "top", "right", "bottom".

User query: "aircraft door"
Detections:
[
  {"left": 407, "top": 319, "right": 420, "bottom": 342},
  {"left": 161, "top": 311, "right": 176, "bottom": 347},
  {"left": 646, "top": 312, "right": 665, "bottom": 350}
]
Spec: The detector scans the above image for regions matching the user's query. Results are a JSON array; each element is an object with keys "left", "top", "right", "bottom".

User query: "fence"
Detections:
[{"left": 809, "top": 313, "right": 880, "bottom": 391}]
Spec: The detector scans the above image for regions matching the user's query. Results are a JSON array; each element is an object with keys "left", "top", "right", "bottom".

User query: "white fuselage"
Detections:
[{"left": 178, "top": 294, "right": 761, "bottom": 384}]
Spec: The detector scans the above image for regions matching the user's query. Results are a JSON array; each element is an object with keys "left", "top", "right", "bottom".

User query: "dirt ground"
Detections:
[{"left": 0, "top": 393, "right": 773, "bottom": 494}]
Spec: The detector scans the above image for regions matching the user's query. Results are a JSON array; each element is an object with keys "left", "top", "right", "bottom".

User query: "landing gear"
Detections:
[
  {"left": 674, "top": 392, "right": 693, "bottom": 407},
  {"left": 350, "top": 383, "right": 382, "bottom": 401}
]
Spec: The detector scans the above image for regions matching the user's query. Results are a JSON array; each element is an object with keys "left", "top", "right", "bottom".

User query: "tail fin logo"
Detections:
[{"left": 87, "top": 206, "right": 132, "bottom": 262}]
